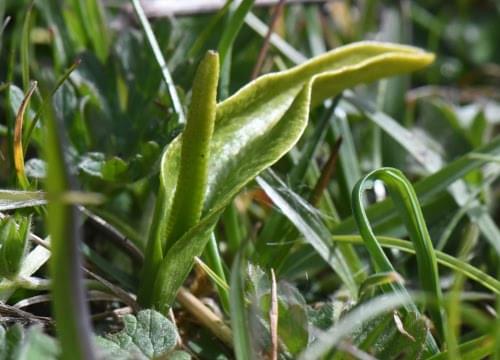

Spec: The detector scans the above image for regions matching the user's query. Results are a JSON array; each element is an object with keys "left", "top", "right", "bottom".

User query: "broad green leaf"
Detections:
[
  {"left": 145, "top": 41, "right": 434, "bottom": 310},
  {"left": 96, "top": 309, "right": 183, "bottom": 360}
]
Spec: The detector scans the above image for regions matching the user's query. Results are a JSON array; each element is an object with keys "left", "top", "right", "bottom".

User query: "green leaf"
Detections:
[
  {"left": 0, "top": 217, "right": 30, "bottom": 278},
  {"left": 96, "top": 309, "right": 180, "bottom": 360},
  {"left": 0, "top": 324, "right": 59, "bottom": 360},
  {"left": 144, "top": 41, "right": 435, "bottom": 311},
  {"left": 0, "top": 323, "right": 24, "bottom": 360},
  {"left": 16, "top": 327, "right": 59, "bottom": 360}
]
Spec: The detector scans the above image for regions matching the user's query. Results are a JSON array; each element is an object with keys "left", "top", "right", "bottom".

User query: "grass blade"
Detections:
[
  {"left": 45, "top": 98, "right": 95, "bottom": 359},
  {"left": 230, "top": 250, "right": 254, "bottom": 360},
  {"left": 257, "top": 170, "right": 358, "bottom": 295},
  {"left": 352, "top": 167, "right": 445, "bottom": 339},
  {"left": 218, "top": 0, "right": 255, "bottom": 99},
  {"left": 330, "top": 235, "right": 500, "bottom": 295},
  {"left": 130, "top": 0, "right": 185, "bottom": 123}
]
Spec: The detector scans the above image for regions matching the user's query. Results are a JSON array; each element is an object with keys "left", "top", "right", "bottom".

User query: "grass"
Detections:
[{"left": 0, "top": 1, "right": 499, "bottom": 359}]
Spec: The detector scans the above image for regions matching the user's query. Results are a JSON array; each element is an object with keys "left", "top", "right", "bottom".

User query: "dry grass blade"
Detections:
[
  {"left": 251, "top": 0, "right": 287, "bottom": 79},
  {"left": 310, "top": 136, "right": 342, "bottom": 206},
  {"left": 0, "top": 301, "right": 53, "bottom": 327},
  {"left": 78, "top": 206, "right": 144, "bottom": 264},
  {"left": 176, "top": 287, "right": 233, "bottom": 347},
  {"left": 14, "top": 80, "right": 37, "bottom": 189}
]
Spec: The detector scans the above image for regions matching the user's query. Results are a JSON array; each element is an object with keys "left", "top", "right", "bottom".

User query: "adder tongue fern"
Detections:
[
  {"left": 163, "top": 51, "right": 220, "bottom": 251},
  {"left": 138, "top": 51, "right": 220, "bottom": 308}
]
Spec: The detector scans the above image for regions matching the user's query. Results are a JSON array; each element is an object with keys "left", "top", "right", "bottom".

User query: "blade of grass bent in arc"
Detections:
[
  {"left": 345, "top": 95, "right": 500, "bottom": 254},
  {"left": 352, "top": 167, "right": 445, "bottom": 341},
  {"left": 148, "top": 42, "right": 435, "bottom": 311},
  {"left": 44, "top": 97, "right": 95, "bottom": 359},
  {"left": 333, "top": 135, "right": 500, "bottom": 235}
]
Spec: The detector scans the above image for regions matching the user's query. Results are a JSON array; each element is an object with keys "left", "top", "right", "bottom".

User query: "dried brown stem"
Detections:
[
  {"left": 310, "top": 136, "right": 343, "bottom": 206},
  {"left": 251, "top": 0, "right": 287, "bottom": 79},
  {"left": 176, "top": 287, "right": 233, "bottom": 348}
]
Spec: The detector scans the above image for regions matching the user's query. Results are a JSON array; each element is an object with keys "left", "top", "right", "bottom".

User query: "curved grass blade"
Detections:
[
  {"left": 333, "top": 135, "right": 500, "bottom": 235},
  {"left": 147, "top": 42, "right": 435, "bottom": 311},
  {"left": 352, "top": 167, "right": 445, "bottom": 340},
  {"left": 44, "top": 98, "right": 95, "bottom": 359},
  {"left": 24, "top": 58, "right": 81, "bottom": 151},
  {"left": 346, "top": 95, "right": 500, "bottom": 254},
  {"left": 14, "top": 81, "right": 37, "bottom": 189}
]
